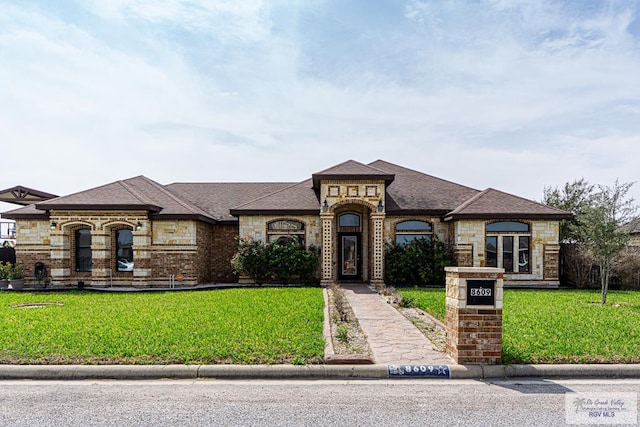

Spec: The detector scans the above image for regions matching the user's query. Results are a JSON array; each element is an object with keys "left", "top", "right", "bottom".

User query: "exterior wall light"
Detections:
[
  {"left": 50, "top": 221, "right": 57, "bottom": 230},
  {"left": 322, "top": 200, "right": 329, "bottom": 213},
  {"left": 377, "top": 200, "right": 384, "bottom": 212},
  {"left": 135, "top": 221, "right": 143, "bottom": 231}
]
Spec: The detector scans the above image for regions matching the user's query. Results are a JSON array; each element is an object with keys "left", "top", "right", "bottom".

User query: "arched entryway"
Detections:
[{"left": 320, "top": 199, "right": 385, "bottom": 285}]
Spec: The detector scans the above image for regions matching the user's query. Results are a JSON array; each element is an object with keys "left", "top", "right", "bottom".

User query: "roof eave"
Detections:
[
  {"left": 386, "top": 209, "right": 451, "bottom": 216},
  {"left": 230, "top": 209, "right": 320, "bottom": 216},
  {"left": 148, "top": 213, "right": 217, "bottom": 225},
  {"left": 2, "top": 212, "right": 49, "bottom": 220},
  {"left": 443, "top": 213, "right": 574, "bottom": 221},
  {"left": 34, "top": 204, "right": 163, "bottom": 213}
]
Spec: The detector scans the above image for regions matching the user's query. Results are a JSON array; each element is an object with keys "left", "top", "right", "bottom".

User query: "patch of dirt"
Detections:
[
  {"left": 397, "top": 306, "right": 446, "bottom": 352},
  {"left": 326, "top": 286, "right": 371, "bottom": 357},
  {"left": 11, "top": 302, "right": 64, "bottom": 309}
]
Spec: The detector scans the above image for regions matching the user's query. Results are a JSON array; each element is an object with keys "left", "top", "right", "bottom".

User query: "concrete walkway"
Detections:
[{"left": 341, "top": 284, "right": 454, "bottom": 365}]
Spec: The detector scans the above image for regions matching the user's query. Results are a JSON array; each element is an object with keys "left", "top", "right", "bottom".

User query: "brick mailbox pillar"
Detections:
[{"left": 445, "top": 267, "right": 504, "bottom": 364}]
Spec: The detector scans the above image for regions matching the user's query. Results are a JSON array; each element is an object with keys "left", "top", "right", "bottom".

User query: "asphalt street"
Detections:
[{"left": 0, "top": 379, "right": 638, "bottom": 426}]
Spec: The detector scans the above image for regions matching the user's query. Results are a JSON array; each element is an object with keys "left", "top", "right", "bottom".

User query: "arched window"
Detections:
[
  {"left": 395, "top": 220, "right": 433, "bottom": 245},
  {"left": 485, "top": 221, "right": 530, "bottom": 273},
  {"left": 339, "top": 213, "right": 360, "bottom": 228},
  {"left": 75, "top": 228, "right": 92, "bottom": 272},
  {"left": 116, "top": 229, "right": 134, "bottom": 272},
  {"left": 267, "top": 220, "right": 305, "bottom": 246}
]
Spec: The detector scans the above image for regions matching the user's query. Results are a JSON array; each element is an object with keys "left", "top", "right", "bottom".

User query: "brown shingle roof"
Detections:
[
  {"left": 312, "top": 160, "right": 394, "bottom": 189},
  {"left": 165, "top": 182, "right": 294, "bottom": 222},
  {"left": 369, "top": 160, "right": 480, "bottom": 214},
  {"left": 0, "top": 185, "right": 58, "bottom": 206},
  {"left": 2, "top": 160, "right": 573, "bottom": 223},
  {"left": 2, "top": 203, "right": 49, "bottom": 219},
  {"left": 444, "top": 188, "right": 573, "bottom": 220},
  {"left": 31, "top": 176, "right": 217, "bottom": 223},
  {"left": 229, "top": 179, "right": 320, "bottom": 215}
]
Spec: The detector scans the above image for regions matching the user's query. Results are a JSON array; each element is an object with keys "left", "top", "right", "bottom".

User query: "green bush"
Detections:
[
  {"left": 231, "top": 237, "right": 320, "bottom": 285},
  {"left": 384, "top": 237, "right": 455, "bottom": 287}
]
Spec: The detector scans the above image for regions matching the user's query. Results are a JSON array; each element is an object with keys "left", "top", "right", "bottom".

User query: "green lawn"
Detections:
[
  {"left": 0, "top": 288, "right": 325, "bottom": 365},
  {"left": 399, "top": 288, "right": 640, "bottom": 364}
]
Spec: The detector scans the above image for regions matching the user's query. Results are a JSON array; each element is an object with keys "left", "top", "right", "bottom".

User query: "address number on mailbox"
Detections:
[{"left": 467, "top": 280, "right": 495, "bottom": 306}]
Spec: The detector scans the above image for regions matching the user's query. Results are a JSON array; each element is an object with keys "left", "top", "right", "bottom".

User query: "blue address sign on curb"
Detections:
[{"left": 388, "top": 364, "right": 451, "bottom": 378}]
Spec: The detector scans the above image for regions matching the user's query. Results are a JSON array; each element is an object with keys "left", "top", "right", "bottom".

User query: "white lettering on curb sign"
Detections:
[{"left": 565, "top": 393, "right": 637, "bottom": 425}]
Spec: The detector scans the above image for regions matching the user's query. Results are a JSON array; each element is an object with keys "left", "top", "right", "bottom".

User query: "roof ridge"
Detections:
[
  {"left": 232, "top": 179, "right": 314, "bottom": 210},
  {"left": 369, "top": 160, "right": 480, "bottom": 193},
  {"left": 129, "top": 176, "right": 214, "bottom": 218},
  {"left": 35, "top": 178, "right": 139, "bottom": 206},
  {"left": 483, "top": 187, "right": 571, "bottom": 214},
  {"left": 449, "top": 188, "right": 491, "bottom": 214},
  {"left": 119, "top": 178, "right": 161, "bottom": 206}
]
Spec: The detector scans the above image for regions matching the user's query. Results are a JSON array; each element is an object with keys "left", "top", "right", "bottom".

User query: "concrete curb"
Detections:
[{"left": 0, "top": 364, "right": 639, "bottom": 380}]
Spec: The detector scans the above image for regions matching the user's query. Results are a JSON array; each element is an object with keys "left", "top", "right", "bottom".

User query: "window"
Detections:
[
  {"left": 116, "top": 229, "right": 134, "bottom": 272},
  {"left": 75, "top": 228, "right": 92, "bottom": 272},
  {"left": 267, "top": 220, "right": 305, "bottom": 246},
  {"left": 339, "top": 213, "right": 360, "bottom": 228},
  {"left": 395, "top": 220, "right": 433, "bottom": 245},
  {"left": 485, "top": 222, "right": 530, "bottom": 273}
]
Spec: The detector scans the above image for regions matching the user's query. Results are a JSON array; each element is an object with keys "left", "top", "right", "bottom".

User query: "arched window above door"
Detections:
[{"left": 339, "top": 213, "right": 360, "bottom": 228}]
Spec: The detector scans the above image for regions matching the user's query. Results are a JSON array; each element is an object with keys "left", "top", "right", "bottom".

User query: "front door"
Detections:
[{"left": 339, "top": 233, "right": 361, "bottom": 280}]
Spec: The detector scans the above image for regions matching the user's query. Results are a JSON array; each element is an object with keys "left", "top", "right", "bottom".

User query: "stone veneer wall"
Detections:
[
  {"left": 150, "top": 219, "right": 198, "bottom": 285},
  {"left": 453, "top": 219, "right": 561, "bottom": 286},
  {"left": 13, "top": 213, "right": 219, "bottom": 287},
  {"left": 12, "top": 219, "right": 51, "bottom": 286},
  {"left": 238, "top": 215, "right": 323, "bottom": 246},
  {"left": 211, "top": 223, "right": 240, "bottom": 283}
]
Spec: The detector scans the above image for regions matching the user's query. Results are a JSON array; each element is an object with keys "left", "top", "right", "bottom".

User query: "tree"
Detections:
[
  {"left": 582, "top": 180, "right": 637, "bottom": 303},
  {"left": 544, "top": 179, "right": 638, "bottom": 302},
  {"left": 543, "top": 178, "right": 595, "bottom": 242}
]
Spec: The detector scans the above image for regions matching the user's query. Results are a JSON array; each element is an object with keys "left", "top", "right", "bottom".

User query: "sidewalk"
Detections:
[{"left": 341, "top": 284, "right": 453, "bottom": 366}]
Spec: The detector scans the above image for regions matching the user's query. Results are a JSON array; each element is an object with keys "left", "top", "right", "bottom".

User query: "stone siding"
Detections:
[
  {"left": 211, "top": 223, "right": 239, "bottom": 283},
  {"left": 238, "top": 215, "right": 322, "bottom": 247},
  {"left": 453, "top": 219, "right": 561, "bottom": 286}
]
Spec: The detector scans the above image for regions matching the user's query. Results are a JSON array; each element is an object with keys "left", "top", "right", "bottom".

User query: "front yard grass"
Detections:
[
  {"left": 0, "top": 288, "right": 325, "bottom": 365},
  {"left": 398, "top": 288, "right": 640, "bottom": 364}
]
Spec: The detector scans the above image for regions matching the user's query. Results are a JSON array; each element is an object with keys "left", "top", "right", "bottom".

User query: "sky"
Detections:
[{"left": 1, "top": 0, "right": 640, "bottom": 215}]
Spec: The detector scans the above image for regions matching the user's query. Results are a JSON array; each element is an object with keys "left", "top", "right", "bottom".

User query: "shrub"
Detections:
[
  {"left": 231, "top": 238, "right": 320, "bottom": 285},
  {"left": 384, "top": 237, "right": 455, "bottom": 287},
  {"left": 612, "top": 247, "right": 640, "bottom": 290},
  {"left": 560, "top": 243, "right": 598, "bottom": 288}
]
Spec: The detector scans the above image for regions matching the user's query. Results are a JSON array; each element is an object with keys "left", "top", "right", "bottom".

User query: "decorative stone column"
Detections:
[
  {"left": 370, "top": 212, "right": 385, "bottom": 285},
  {"left": 445, "top": 267, "right": 504, "bottom": 364},
  {"left": 50, "top": 226, "right": 70, "bottom": 286},
  {"left": 133, "top": 223, "right": 152, "bottom": 285},
  {"left": 320, "top": 212, "right": 334, "bottom": 286}
]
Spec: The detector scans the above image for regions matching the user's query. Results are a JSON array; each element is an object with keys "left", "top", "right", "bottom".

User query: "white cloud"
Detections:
[{"left": 0, "top": 0, "right": 638, "bottom": 209}]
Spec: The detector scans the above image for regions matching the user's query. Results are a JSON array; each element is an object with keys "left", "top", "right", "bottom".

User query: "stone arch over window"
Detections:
[
  {"left": 267, "top": 219, "right": 306, "bottom": 246},
  {"left": 394, "top": 220, "right": 433, "bottom": 245},
  {"left": 485, "top": 221, "right": 531, "bottom": 273},
  {"left": 328, "top": 198, "right": 378, "bottom": 214},
  {"left": 60, "top": 222, "right": 94, "bottom": 274},
  {"left": 103, "top": 221, "right": 137, "bottom": 274},
  {"left": 74, "top": 227, "right": 92, "bottom": 272}
]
